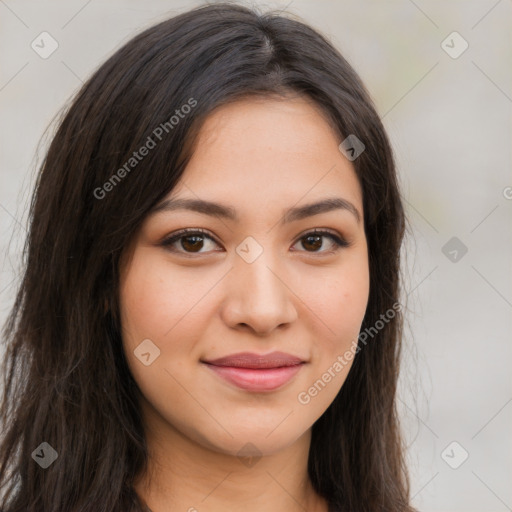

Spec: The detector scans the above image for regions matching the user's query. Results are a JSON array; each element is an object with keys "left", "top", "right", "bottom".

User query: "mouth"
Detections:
[{"left": 201, "top": 351, "right": 306, "bottom": 392}]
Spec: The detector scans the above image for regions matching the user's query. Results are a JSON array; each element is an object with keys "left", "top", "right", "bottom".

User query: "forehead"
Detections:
[{"left": 168, "top": 96, "right": 363, "bottom": 216}]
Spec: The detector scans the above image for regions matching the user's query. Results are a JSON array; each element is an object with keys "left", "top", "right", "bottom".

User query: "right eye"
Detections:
[{"left": 160, "top": 228, "right": 222, "bottom": 256}]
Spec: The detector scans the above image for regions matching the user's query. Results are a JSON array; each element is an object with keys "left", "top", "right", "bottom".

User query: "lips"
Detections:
[
  {"left": 203, "top": 351, "right": 305, "bottom": 369},
  {"left": 201, "top": 351, "right": 306, "bottom": 392}
]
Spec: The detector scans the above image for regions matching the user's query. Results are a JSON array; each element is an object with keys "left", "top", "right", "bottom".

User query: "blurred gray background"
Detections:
[{"left": 1, "top": 1, "right": 511, "bottom": 511}]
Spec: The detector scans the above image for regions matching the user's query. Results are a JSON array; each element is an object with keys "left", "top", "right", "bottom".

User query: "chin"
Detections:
[{"left": 191, "top": 423, "right": 308, "bottom": 459}]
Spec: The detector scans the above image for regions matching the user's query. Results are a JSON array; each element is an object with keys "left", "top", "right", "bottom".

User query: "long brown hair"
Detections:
[{"left": 0, "top": 3, "right": 415, "bottom": 511}]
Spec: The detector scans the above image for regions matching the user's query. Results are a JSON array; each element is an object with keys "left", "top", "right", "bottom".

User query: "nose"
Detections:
[{"left": 219, "top": 248, "right": 298, "bottom": 336}]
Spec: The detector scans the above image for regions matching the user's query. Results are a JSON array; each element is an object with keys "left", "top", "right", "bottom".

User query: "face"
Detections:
[{"left": 119, "top": 95, "right": 370, "bottom": 458}]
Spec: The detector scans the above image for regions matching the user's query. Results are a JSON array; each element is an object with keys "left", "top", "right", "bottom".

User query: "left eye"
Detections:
[
  {"left": 160, "top": 229, "right": 350, "bottom": 256},
  {"left": 293, "top": 230, "right": 350, "bottom": 254}
]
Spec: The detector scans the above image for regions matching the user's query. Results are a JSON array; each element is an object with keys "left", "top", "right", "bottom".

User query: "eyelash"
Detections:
[{"left": 160, "top": 228, "right": 351, "bottom": 257}]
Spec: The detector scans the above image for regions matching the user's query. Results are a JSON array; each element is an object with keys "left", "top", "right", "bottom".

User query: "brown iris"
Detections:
[
  {"left": 180, "top": 235, "right": 205, "bottom": 252},
  {"left": 301, "top": 235, "right": 323, "bottom": 252}
]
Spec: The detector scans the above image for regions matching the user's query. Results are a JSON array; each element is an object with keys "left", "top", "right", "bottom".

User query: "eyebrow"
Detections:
[{"left": 150, "top": 196, "right": 361, "bottom": 224}]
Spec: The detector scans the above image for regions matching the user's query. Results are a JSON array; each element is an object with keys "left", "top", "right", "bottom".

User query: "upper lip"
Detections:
[{"left": 202, "top": 351, "right": 305, "bottom": 369}]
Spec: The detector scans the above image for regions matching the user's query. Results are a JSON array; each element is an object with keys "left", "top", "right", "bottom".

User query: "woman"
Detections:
[{"left": 0, "top": 3, "right": 415, "bottom": 511}]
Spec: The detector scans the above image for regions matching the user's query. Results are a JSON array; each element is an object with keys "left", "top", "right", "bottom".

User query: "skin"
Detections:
[{"left": 119, "top": 95, "right": 370, "bottom": 512}]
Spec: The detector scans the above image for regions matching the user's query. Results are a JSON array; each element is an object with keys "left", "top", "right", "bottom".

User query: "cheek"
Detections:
[
  {"left": 303, "top": 257, "right": 369, "bottom": 346},
  {"left": 119, "top": 250, "right": 211, "bottom": 345},
  {"left": 293, "top": 264, "right": 368, "bottom": 414},
  {"left": 119, "top": 257, "right": 167, "bottom": 345},
  {"left": 119, "top": 253, "right": 208, "bottom": 421},
  {"left": 297, "top": 255, "right": 369, "bottom": 400}
]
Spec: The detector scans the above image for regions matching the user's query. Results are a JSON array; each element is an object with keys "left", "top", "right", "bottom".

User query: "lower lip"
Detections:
[{"left": 203, "top": 363, "right": 304, "bottom": 392}]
